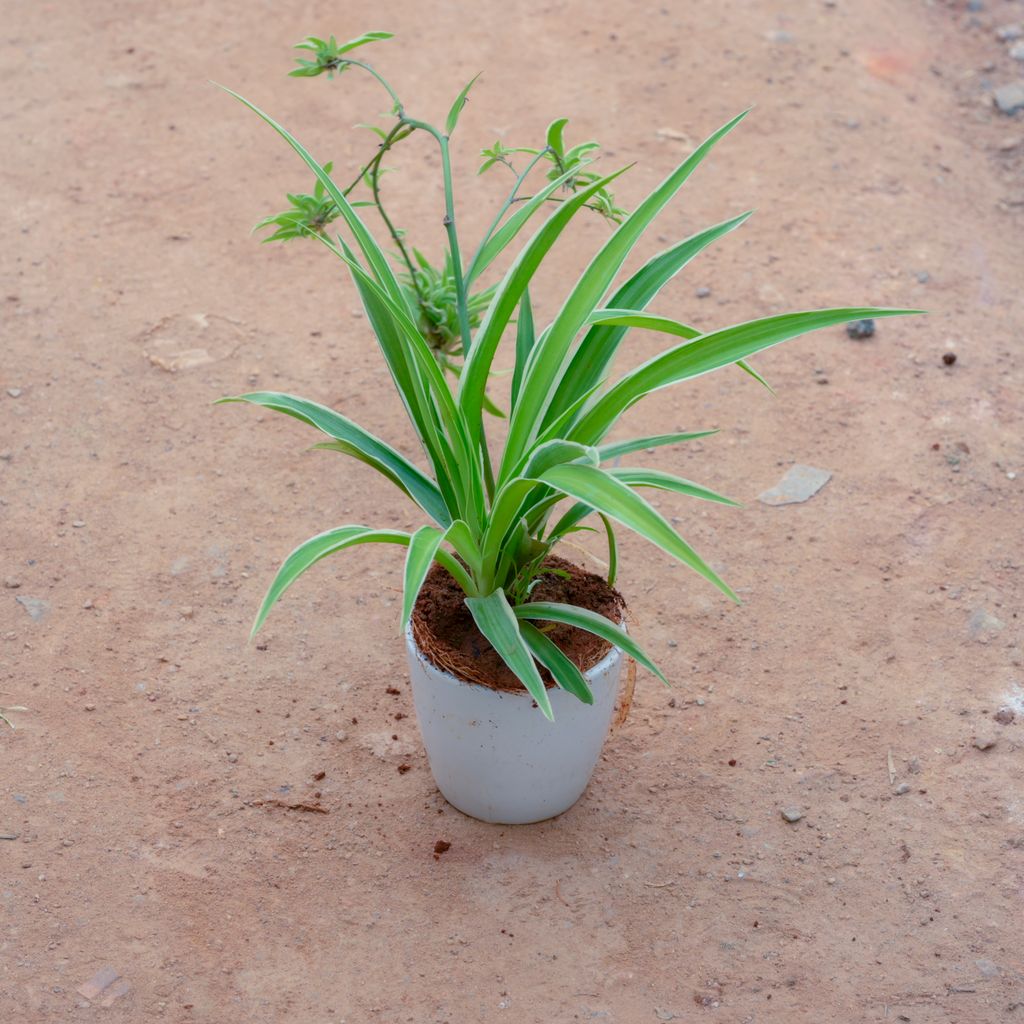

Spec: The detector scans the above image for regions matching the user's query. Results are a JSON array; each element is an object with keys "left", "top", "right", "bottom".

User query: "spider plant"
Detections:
[{"left": 219, "top": 36, "right": 918, "bottom": 720}]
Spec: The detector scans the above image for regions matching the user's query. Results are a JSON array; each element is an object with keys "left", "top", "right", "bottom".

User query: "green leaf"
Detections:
[
  {"left": 510, "top": 290, "right": 534, "bottom": 409},
  {"left": 546, "top": 117, "right": 568, "bottom": 158},
  {"left": 253, "top": 526, "right": 410, "bottom": 636},
  {"left": 544, "top": 211, "right": 753, "bottom": 427},
  {"left": 519, "top": 622, "right": 593, "bottom": 704},
  {"left": 217, "top": 392, "right": 452, "bottom": 527},
  {"left": 465, "top": 162, "right": 601, "bottom": 287},
  {"left": 503, "top": 111, "right": 750, "bottom": 468},
  {"left": 598, "top": 513, "right": 618, "bottom": 587},
  {"left": 445, "top": 73, "right": 481, "bottom": 136},
  {"left": 523, "top": 440, "right": 598, "bottom": 478},
  {"left": 597, "top": 430, "right": 719, "bottom": 462},
  {"left": 573, "top": 307, "right": 922, "bottom": 445},
  {"left": 219, "top": 86, "right": 409, "bottom": 308},
  {"left": 465, "top": 590, "right": 553, "bottom": 720},
  {"left": 337, "top": 30, "right": 394, "bottom": 54},
  {"left": 538, "top": 462, "right": 737, "bottom": 602},
  {"left": 401, "top": 526, "right": 446, "bottom": 630},
  {"left": 515, "top": 601, "right": 667, "bottom": 685},
  {"left": 605, "top": 467, "right": 739, "bottom": 507},
  {"left": 458, "top": 167, "right": 631, "bottom": 452}
]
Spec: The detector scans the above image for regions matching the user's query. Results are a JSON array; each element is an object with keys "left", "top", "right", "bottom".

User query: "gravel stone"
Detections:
[
  {"left": 15, "top": 595, "right": 49, "bottom": 622},
  {"left": 973, "top": 736, "right": 997, "bottom": 751},
  {"left": 994, "top": 707, "right": 1015, "bottom": 725},
  {"left": 994, "top": 82, "right": 1024, "bottom": 115},
  {"left": 758, "top": 464, "right": 832, "bottom": 506},
  {"left": 846, "top": 318, "right": 875, "bottom": 339},
  {"left": 781, "top": 807, "right": 803, "bottom": 823}
]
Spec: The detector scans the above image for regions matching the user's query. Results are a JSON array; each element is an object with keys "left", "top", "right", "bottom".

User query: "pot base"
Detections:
[{"left": 406, "top": 627, "right": 624, "bottom": 825}]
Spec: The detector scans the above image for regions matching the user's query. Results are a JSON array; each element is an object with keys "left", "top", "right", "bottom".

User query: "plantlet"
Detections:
[{"left": 220, "top": 33, "right": 918, "bottom": 720}]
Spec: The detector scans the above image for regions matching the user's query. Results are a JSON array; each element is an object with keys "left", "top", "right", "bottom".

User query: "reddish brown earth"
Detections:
[
  {"left": 2, "top": 0, "right": 1023, "bottom": 1021},
  {"left": 412, "top": 557, "right": 624, "bottom": 691}
]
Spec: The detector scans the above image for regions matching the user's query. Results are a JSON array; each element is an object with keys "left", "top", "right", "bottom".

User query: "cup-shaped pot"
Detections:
[{"left": 405, "top": 626, "right": 624, "bottom": 824}]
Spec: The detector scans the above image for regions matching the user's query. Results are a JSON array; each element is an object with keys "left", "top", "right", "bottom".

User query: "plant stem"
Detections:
[
  {"left": 335, "top": 58, "right": 405, "bottom": 116},
  {"left": 399, "top": 119, "right": 471, "bottom": 353},
  {"left": 400, "top": 116, "right": 497, "bottom": 502},
  {"left": 363, "top": 125, "right": 424, "bottom": 303}
]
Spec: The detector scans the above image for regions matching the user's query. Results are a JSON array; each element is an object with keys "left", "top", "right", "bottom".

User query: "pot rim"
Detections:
[{"left": 405, "top": 619, "right": 624, "bottom": 698}]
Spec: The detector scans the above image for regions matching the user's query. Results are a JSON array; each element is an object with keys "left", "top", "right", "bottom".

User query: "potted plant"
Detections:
[{"left": 219, "top": 32, "right": 916, "bottom": 824}]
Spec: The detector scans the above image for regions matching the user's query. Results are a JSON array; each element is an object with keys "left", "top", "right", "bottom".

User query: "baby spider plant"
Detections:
[
  {"left": 255, "top": 32, "right": 624, "bottom": 374},
  {"left": 219, "top": 33, "right": 918, "bottom": 720}
]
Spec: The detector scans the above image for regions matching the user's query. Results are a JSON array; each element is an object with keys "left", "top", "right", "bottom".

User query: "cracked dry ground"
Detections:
[{"left": 2, "top": 0, "right": 1023, "bottom": 1021}]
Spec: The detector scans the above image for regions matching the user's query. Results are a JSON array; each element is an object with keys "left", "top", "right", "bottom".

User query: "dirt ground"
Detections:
[{"left": 2, "top": 0, "right": 1024, "bottom": 1020}]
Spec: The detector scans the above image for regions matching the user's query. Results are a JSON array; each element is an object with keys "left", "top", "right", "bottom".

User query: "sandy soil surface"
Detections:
[{"left": 2, "top": 0, "right": 1024, "bottom": 1020}]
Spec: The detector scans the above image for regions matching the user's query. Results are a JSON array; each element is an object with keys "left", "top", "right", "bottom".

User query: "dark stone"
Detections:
[{"left": 846, "top": 319, "right": 875, "bottom": 339}]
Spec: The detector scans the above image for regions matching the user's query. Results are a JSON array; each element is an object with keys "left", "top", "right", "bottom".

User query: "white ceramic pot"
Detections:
[{"left": 405, "top": 626, "right": 624, "bottom": 824}]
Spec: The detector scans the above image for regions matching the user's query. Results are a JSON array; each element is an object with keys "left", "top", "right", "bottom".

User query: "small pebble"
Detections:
[
  {"left": 82, "top": 599, "right": 94, "bottom": 609},
  {"left": 6, "top": 388, "right": 22, "bottom": 398},
  {"left": 781, "top": 807, "right": 803, "bottom": 823},
  {"left": 180, "top": 606, "right": 194, "bottom": 619},
  {"left": 895, "top": 782, "right": 910, "bottom": 795},
  {"left": 695, "top": 286, "right": 711, "bottom": 298},
  {"left": 335, "top": 730, "right": 349, "bottom": 742},
  {"left": 4, "top": 576, "right": 21, "bottom": 589},
  {"left": 695, "top": 697, "right": 705, "bottom": 706},
  {"left": 84, "top": 703, "right": 96, "bottom": 712},
  {"left": 996, "top": 24, "right": 1023, "bottom": 42},
  {"left": 1011, "top": 42, "right": 1024, "bottom": 62},
  {"left": 226, "top": 752, "right": 238, "bottom": 763},
  {"left": 71, "top": 520, "right": 85, "bottom": 529},
  {"left": 973, "top": 736, "right": 996, "bottom": 751},
  {"left": 667, "top": 639, "right": 678, "bottom": 648},
  {"left": 826, "top": 876, "right": 837, "bottom": 885},
  {"left": 846, "top": 319, "right": 875, "bottom": 339},
  {"left": 916, "top": 270, "right": 930, "bottom": 283},
  {"left": 942, "top": 352, "right": 957, "bottom": 366},
  {"left": 994, "top": 82, "right": 1024, "bottom": 115},
  {"left": 994, "top": 707, "right": 1015, "bottom": 725}
]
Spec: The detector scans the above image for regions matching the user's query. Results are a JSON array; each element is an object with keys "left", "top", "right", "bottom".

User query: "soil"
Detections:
[
  {"left": 411, "top": 555, "right": 624, "bottom": 691},
  {"left": 3, "top": 1, "right": 1024, "bottom": 1022}
]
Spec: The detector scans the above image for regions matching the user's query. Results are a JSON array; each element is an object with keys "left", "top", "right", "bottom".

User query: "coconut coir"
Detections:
[{"left": 411, "top": 555, "right": 625, "bottom": 693}]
